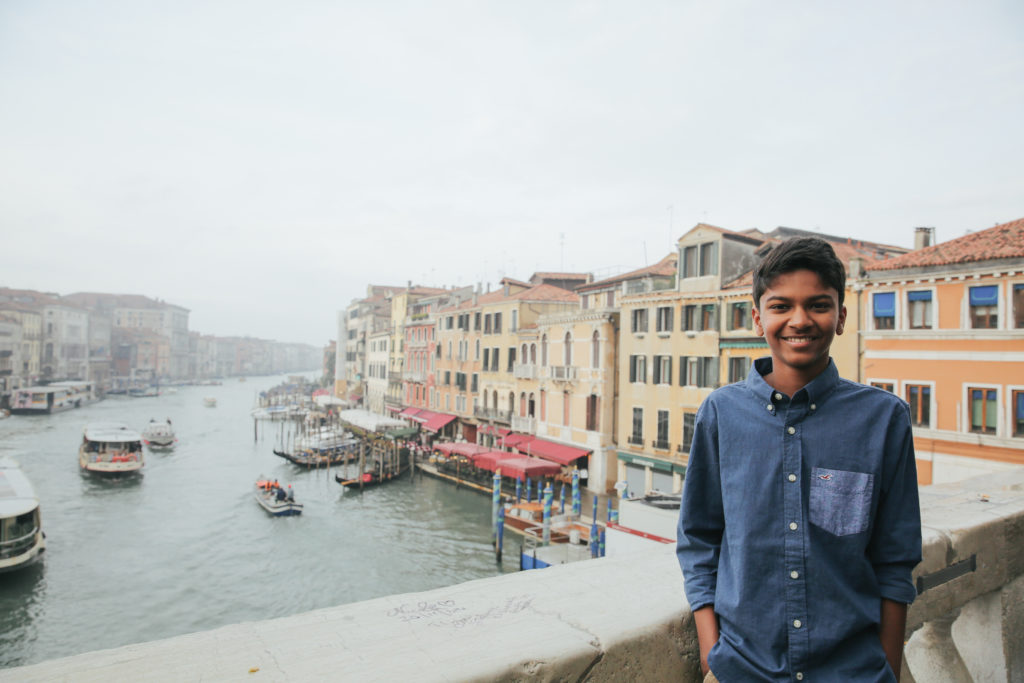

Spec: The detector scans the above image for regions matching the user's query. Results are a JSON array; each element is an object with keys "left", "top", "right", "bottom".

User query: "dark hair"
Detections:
[{"left": 752, "top": 237, "right": 846, "bottom": 308}]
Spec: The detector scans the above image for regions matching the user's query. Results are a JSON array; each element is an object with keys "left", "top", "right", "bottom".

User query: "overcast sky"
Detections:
[{"left": 1, "top": 1, "right": 1021, "bottom": 346}]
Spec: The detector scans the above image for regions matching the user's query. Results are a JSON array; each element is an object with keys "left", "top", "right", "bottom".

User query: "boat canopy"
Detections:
[
  {"left": 477, "top": 455, "right": 562, "bottom": 480},
  {"left": 434, "top": 442, "right": 491, "bottom": 457},
  {"left": 83, "top": 423, "right": 143, "bottom": 443},
  {"left": 0, "top": 458, "right": 40, "bottom": 518}
]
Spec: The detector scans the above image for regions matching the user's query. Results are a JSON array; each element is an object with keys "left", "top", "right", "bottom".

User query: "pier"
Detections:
[{"left": 4, "top": 470, "right": 1023, "bottom": 682}]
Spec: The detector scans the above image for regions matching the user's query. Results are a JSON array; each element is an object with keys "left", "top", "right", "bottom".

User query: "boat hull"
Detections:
[
  {"left": 0, "top": 534, "right": 45, "bottom": 573},
  {"left": 254, "top": 485, "right": 302, "bottom": 516}
]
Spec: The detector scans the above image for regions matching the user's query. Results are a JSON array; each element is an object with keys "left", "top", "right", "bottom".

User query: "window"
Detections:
[
  {"left": 871, "top": 381, "right": 894, "bottom": 393},
  {"left": 1014, "top": 284, "right": 1024, "bottom": 328},
  {"left": 474, "top": 312, "right": 481, "bottom": 330},
  {"left": 482, "top": 348, "right": 490, "bottom": 370},
  {"left": 591, "top": 331, "right": 600, "bottom": 368},
  {"left": 581, "top": 295, "right": 589, "bottom": 310},
  {"left": 585, "top": 394, "right": 599, "bottom": 431},
  {"left": 682, "top": 246, "right": 698, "bottom": 278},
  {"left": 873, "top": 292, "right": 895, "bottom": 330},
  {"left": 653, "top": 355, "right": 672, "bottom": 385},
  {"left": 906, "top": 384, "right": 931, "bottom": 427},
  {"left": 629, "top": 355, "right": 647, "bottom": 383},
  {"left": 494, "top": 312, "right": 502, "bottom": 334},
  {"left": 970, "top": 285, "right": 998, "bottom": 329},
  {"left": 728, "top": 356, "right": 750, "bottom": 383},
  {"left": 1014, "top": 390, "right": 1024, "bottom": 437},
  {"left": 681, "top": 356, "right": 719, "bottom": 388},
  {"left": 680, "top": 412, "right": 696, "bottom": 454},
  {"left": 631, "top": 308, "right": 649, "bottom": 333},
  {"left": 700, "top": 304, "right": 717, "bottom": 331},
  {"left": 444, "top": 370, "right": 451, "bottom": 386},
  {"left": 484, "top": 314, "right": 492, "bottom": 334},
  {"left": 563, "top": 332, "right": 572, "bottom": 366},
  {"left": 907, "top": 291, "right": 933, "bottom": 329},
  {"left": 491, "top": 348, "right": 499, "bottom": 372},
  {"left": 656, "top": 306, "right": 673, "bottom": 332},
  {"left": 682, "top": 305, "right": 696, "bottom": 331},
  {"left": 699, "top": 242, "right": 718, "bottom": 276},
  {"left": 607, "top": 291, "right": 615, "bottom": 307},
  {"left": 969, "top": 387, "right": 997, "bottom": 434},
  {"left": 475, "top": 340, "right": 480, "bottom": 359},
  {"left": 507, "top": 347, "right": 516, "bottom": 371},
  {"left": 511, "top": 310, "right": 517, "bottom": 331},
  {"left": 729, "top": 302, "right": 750, "bottom": 331},
  {"left": 630, "top": 407, "right": 643, "bottom": 445},
  {"left": 655, "top": 410, "right": 669, "bottom": 449},
  {"left": 471, "top": 373, "right": 478, "bottom": 393}
]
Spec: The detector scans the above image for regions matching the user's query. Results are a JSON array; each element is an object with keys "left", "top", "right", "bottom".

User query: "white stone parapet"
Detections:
[{"left": 4, "top": 471, "right": 1024, "bottom": 682}]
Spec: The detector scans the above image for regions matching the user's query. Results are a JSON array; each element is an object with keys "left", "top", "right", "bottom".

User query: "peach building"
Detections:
[{"left": 859, "top": 218, "right": 1024, "bottom": 484}]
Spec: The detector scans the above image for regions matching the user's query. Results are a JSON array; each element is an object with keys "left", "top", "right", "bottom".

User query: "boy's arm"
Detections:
[
  {"left": 693, "top": 606, "right": 720, "bottom": 676},
  {"left": 879, "top": 599, "right": 907, "bottom": 681}
]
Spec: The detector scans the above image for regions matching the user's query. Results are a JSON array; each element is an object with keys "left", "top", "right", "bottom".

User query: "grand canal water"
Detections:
[{"left": 0, "top": 374, "right": 514, "bottom": 669}]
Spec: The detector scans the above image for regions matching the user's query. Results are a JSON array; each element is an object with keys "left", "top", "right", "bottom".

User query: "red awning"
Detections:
[
  {"left": 467, "top": 450, "right": 509, "bottom": 471},
  {"left": 385, "top": 405, "right": 402, "bottom": 413},
  {"left": 408, "top": 409, "right": 432, "bottom": 424},
  {"left": 435, "top": 442, "right": 491, "bottom": 457},
  {"left": 423, "top": 412, "right": 457, "bottom": 433},
  {"left": 399, "top": 407, "right": 421, "bottom": 419},
  {"left": 502, "top": 433, "right": 534, "bottom": 448},
  {"left": 494, "top": 456, "right": 562, "bottom": 480},
  {"left": 479, "top": 425, "right": 512, "bottom": 437},
  {"left": 514, "top": 437, "right": 591, "bottom": 466}
]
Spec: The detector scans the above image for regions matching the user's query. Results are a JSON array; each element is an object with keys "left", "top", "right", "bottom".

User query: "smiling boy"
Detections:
[{"left": 677, "top": 237, "right": 922, "bottom": 682}]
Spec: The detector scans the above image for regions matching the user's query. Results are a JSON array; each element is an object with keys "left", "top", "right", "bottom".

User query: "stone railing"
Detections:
[{"left": 4, "top": 471, "right": 1023, "bottom": 682}]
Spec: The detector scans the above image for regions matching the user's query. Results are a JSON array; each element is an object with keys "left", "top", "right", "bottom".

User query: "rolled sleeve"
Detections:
[
  {"left": 677, "top": 401, "right": 724, "bottom": 611},
  {"left": 868, "top": 406, "right": 922, "bottom": 605}
]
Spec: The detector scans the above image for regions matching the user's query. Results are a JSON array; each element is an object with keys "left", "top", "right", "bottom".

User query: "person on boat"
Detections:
[
  {"left": 276, "top": 486, "right": 287, "bottom": 501},
  {"left": 286, "top": 486, "right": 295, "bottom": 502}
]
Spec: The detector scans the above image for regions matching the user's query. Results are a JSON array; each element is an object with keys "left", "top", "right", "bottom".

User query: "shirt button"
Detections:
[
  {"left": 810, "top": 404, "right": 816, "bottom": 411},
  {"left": 774, "top": 392, "right": 782, "bottom": 401},
  {"left": 796, "top": 674, "right": 804, "bottom": 681},
  {"left": 793, "top": 619, "right": 802, "bottom": 628},
  {"left": 790, "top": 570, "right": 799, "bottom": 579},
  {"left": 788, "top": 473, "right": 797, "bottom": 482},
  {"left": 787, "top": 426, "right": 796, "bottom": 435},
  {"left": 767, "top": 404, "right": 774, "bottom": 411},
  {"left": 789, "top": 522, "right": 798, "bottom": 531}
]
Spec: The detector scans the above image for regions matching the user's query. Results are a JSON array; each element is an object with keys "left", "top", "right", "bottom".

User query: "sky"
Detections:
[{"left": 1, "top": 1, "right": 1022, "bottom": 347}]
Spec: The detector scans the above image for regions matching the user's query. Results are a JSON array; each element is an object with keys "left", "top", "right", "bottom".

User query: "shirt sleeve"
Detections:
[
  {"left": 868, "top": 403, "right": 923, "bottom": 605},
  {"left": 677, "top": 398, "right": 724, "bottom": 612}
]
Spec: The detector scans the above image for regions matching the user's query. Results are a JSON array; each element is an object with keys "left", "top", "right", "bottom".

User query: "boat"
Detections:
[
  {"left": 273, "top": 442, "right": 360, "bottom": 467},
  {"left": 128, "top": 385, "right": 160, "bottom": 398},
  {"left": 0, "top": 458, "right": 46, "bottom": 573},
  {"left": 46, "top": 381, "right": 100, "bottom": 408},
  {"left": 10, "top": 386, "right": 77, "bottom": 415},
  {"left": 78, "top": 423, "right": 145, "bottom": 476},
  {"left": 254, "top": 479, "right": 302, "bottom": 516},
  {"left": 142, "top": 418, "right": 176, "bottom": 449},
  {"left": 203, "top": 397, "right": 217, "bottom": 408},
  {"left": 335, "top": 462, "right": 411, "bottom": 489}
]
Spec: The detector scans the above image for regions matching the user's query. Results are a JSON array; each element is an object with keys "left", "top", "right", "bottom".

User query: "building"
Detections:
[{"left": 859, "top": 218, "right": 1024, "bottom": 484}]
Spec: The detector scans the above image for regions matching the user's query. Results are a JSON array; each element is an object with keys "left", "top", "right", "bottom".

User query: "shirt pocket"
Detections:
[{"left": 809, "top": 467, "right": 874, "bottom": 536}]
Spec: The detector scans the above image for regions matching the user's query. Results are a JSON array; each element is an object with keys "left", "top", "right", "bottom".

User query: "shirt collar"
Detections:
[{"left": 747, "top": 356, "right": 840, "bottom": 405}]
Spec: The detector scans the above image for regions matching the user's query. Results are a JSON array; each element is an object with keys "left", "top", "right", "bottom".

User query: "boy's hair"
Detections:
[{"left": 752, "top": 237, "right": 846, "bottom": 308}]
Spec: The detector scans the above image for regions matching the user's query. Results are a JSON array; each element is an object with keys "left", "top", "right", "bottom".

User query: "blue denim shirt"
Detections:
[{"left": 677, "top": 358, "right": 921, "bottom": 682}]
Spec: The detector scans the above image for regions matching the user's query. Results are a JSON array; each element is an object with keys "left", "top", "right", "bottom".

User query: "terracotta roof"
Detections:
[
  {"left": 577, "top": 253, "right": 678, "bottom": 292},
  {"left": 866, "top": 217, "right": 1024, "bottom": 271},
  {"left": 512, "top": 283, "right": 579, "bottom": 303},
  {"left": 500, "top": 277, "right": 532, "bottom": 289},
  {"left": 681, "top": 223, "right": 765, "bottom": 246},
  {"left": 723, "top": 236, "right": 892, "bottom": 290}
]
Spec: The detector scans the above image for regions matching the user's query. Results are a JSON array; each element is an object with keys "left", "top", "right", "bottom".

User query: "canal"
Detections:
[{"left": 0, "top": 374, "right": 515, "bottom": 669}]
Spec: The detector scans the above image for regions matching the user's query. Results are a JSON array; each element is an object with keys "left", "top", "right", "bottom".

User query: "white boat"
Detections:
[
  {"left": 10, "top": 386, "right": 77, "bottom": 415},
  {"left": 203, "top": 397, "right": 217, "bottom": 408},
  {"left": 128, "top": 386, "right": 160, "bottom": 398},
  {"left": 78, "top": 423, "right": 145, "bottom": 476},
  {"left": 46, "top": 381, "right": 100, "bottom": 408},
  {"left": 0, "top": 458, "right": 46, "bottom": 573},
  {"left": 142, "top": 418, "right": 176, "bottom": 449},
  {"left": 254, "top": 479, "right": 302, "bottom": 516}
]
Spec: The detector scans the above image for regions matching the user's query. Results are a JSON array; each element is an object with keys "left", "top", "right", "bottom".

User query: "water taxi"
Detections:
[
  {"left": 78, "top": 423, "right": 145, "bottom": 476},
  {"left": 254, "top": 479, "right": 302, "bottom": 516},
  {"left": 10, "top": 386, "right": 77, "bottom": 415},
  {"left": 0, "top": 458, "right": 46, "bottom": 573},
  {"left": 142, "top": 418, "right": 176, "bottom": 449}
]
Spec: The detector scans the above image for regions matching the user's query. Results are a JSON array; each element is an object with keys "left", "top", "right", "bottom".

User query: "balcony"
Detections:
[
  {"left": 402, "top": 370, "right": 425, "bottom": 383},
  {"left": 510, "top": 415, "right": 536, "bottom": 433},
  {"left": 513, "top": 364, "right": 539, "bottom": 380},
  {"left": 548, "top": 365, "right": 578, "bottom": 382},
  {"left": 7, "top": 471, "right": 1024, "bottom": 681},
  {"left": 626, "top": 435, "right": 644, "bottom": 447},
  {"left": 651, "top": 439, "right": 670, "bottom": 451},
  {"left": 473, "top": 406, "right": 512, "bottom": 424}
]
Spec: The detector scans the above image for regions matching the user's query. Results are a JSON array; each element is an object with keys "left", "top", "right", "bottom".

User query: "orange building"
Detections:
[{"left": 859, "top": 219, "right": 1024, "bottom": 484}]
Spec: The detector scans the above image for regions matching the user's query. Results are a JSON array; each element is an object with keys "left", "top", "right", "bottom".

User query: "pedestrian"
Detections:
[{"left": 677, "top": 237, "right": 922, "bottom": 682}]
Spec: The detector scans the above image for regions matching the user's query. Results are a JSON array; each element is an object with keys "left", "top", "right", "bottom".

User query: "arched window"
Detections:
[
  {"left": 591, "top": 331, "right": 600, "bottom": 368},
  {"left": 447, "top": 341, "right": 452, "bottom": 358},
  {"left": 492, "top": 390, "right": 498, "bottom": 412},
  {"left": 530, "top": 343, "right": 537, "bottom": 364},
  {"left": 528, "top": 392, "right": 536, "bottom": 417},
  {"left": 541, "top": 335, "right": 548, "bottom": 366},
  {"left": 563, "top": 332, "right": 572, "bottom": 366},
  {"left": 519, "top": 392, "right": 527, "bottom": 416},
  {"left": 521, "top": 343, "right": 528, "bottom": 363},
  {"left": 508, "top": 391, "right": 515, "bottom": 414}
]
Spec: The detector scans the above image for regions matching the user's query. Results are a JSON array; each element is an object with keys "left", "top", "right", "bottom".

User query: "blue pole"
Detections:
[
  {"left": 515, "top": 478, "right": 522, "bottom": 503},
  {"left": 526, "top": 478, "right": 532, "bottom": 503},
  {"left": 571, "top": 468, "right": 580, "bottom": 516},
  {"left": 491, "top": 469, "right": 501, "bottom": 531},
  {"left": 599, "top": 528, "right": 606, "bottom": 557},
  {"left": 592, "top": 493, "right": 598, "bottom": 526},
  {"left": 607, "top": 498, "right": 613, "bottom": 522},
  {"left": 590, "top": 521, "right": 599, "bottom": 558},
  {"left": 560, "top": 482, "right": 566, "bottom": 514},
  {"left": 542, "top": 482, "right": 553, "bottom": 545},
  {"left": 496, "top": 506, "right": 505, "bottom": 563}
]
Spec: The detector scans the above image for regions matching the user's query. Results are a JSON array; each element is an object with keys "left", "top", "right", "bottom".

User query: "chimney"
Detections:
[
  {"left": 848, "top": 257, "right": 863, "bottom": 279},
  {"left": 914, "top": 227, "right": 935, "bottom": 250}
]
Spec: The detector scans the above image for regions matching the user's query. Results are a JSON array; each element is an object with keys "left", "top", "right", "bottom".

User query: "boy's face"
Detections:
[{"left": 752, "top": 269, "right": 846, "bottom": 382}]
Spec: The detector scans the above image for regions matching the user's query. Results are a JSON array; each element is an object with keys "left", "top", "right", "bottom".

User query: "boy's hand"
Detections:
[
  {"left": 879, "top": 599, "right": 908, "bottom": 681},
  {"left": 693, "top": 606, "right": 720, "bottom": 675}
]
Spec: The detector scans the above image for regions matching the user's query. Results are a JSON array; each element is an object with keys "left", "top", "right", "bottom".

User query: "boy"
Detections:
[{"left": 677, "top": 237, "right": 921, "bottom": 682}]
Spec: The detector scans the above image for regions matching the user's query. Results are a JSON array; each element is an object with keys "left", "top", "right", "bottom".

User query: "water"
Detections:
[{"left": 0, "top": 374, "right": 513, "bottom": 669}]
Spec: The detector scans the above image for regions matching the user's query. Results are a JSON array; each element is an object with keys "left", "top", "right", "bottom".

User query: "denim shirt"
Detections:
[{"left": 677, "top": 358, "right": 922, "bottom": 682}]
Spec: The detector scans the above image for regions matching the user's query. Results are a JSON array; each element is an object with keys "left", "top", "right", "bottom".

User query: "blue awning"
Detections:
[
  {"left": 873, "top": 292, "right": 895, "bottom": 316},
  {"left": 969, "top": 285, "right": 998, "bottom": 306},
  {"left": 907, "top": 290, "right": 932, "bottom": 302}
]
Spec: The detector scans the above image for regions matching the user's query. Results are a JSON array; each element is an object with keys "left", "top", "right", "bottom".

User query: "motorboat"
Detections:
[
  {"left": 0, "top": 458, "right": 46, "bottom": 573},
  {"left": 254, "top": 479, "right": 302, "bottom": 516},
  {"left": 78, "top": 423, "right": 145, "bottom": 476},
  {"left": 142, "top": 418, "right": 176, "bottom": 449},
  {"left": 203, "top": 397, "right": 217, "bottom": 408}
]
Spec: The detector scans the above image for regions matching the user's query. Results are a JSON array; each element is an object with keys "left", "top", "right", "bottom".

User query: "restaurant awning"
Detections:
[
  {"left": 501, "top": 433, "right": 534, "bottom": 448},
  {"left": 384, "top": 405, "right": 402, "bottom": 413},
  {"left": 423, "top": 412, "right": 457, "bottom": 433},
  {"left": 435, "top": 442, "right": 491, "bottom": 457},
  {"left": 514, "top": 437, "right": 591, "bottom": 466},
  {"left": 494, "top": 456, "right": 562, "bottom": 480},
  {"left": 479, "top": 425, "right": 512, "bottom": 437}
]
